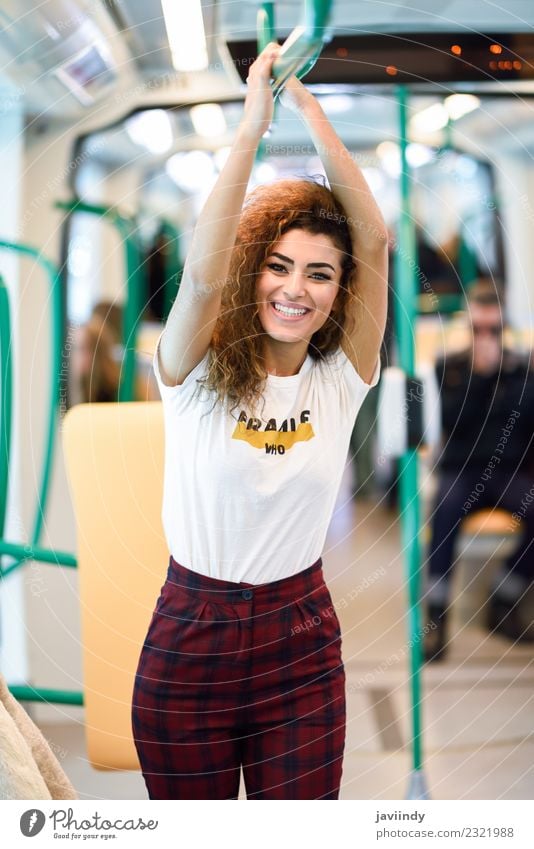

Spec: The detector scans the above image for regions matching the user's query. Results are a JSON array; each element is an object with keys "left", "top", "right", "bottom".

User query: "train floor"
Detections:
[{"left": 36, "top": 467, "right": 534, "bottom": 800}]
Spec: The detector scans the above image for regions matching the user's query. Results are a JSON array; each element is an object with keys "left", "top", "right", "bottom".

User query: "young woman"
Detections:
[{"left": 131, "top": 42, "right": 388, "bottom": 800}]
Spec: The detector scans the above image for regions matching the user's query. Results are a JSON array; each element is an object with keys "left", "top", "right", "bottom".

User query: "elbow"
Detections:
[
  {"left": 352, "top": 225, "right": 389, "bottom": 257},
  {"left": 368, "top": 227, "right": 389, "bottom": 252}
]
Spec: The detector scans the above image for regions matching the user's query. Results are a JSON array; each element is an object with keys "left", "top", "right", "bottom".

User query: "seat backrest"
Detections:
[
  {"left": 461, "top": 508, "right": 517, "bottom": 536},
  {"left": 62, "top": 401, "right": 168, "bottom": 770}
]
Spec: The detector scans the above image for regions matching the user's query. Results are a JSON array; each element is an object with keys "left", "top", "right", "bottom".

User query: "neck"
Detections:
[{"left": 262, "top": 338, "right": 310, "bottom": 376}]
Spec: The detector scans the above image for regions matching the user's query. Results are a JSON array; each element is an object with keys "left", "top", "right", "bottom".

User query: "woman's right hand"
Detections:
[{"left": 240, "top": 42, "right": 281, "bottom": 140}]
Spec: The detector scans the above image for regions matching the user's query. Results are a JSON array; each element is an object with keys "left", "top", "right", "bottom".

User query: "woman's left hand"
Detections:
[{"left": 278, "top": 75, "right": 316, "bottom": 114}]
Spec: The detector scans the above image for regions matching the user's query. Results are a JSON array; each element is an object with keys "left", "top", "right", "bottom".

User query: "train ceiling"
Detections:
[
  {"left": 1, "top": 2, "right": 534, "bottom": 109},
  {"left": 1, "top": 1, "right": 534, "bottom": 157},
  {"left": 107, "top": 0, "right": 534, "bottom": 77}
]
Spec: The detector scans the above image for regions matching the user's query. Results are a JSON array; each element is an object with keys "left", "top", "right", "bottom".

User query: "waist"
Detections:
[{"left": 167, "top": 554, "right": 326, "bottom": 605}]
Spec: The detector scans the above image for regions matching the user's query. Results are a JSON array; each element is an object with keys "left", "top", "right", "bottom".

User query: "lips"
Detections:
[{"left": 269, "top": 301, "right": 312, "bottom": 321}]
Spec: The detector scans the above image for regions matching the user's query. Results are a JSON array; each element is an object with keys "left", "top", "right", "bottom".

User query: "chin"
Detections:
[{"left": 266, "top": 329, "right": 298, "bottom": 344}]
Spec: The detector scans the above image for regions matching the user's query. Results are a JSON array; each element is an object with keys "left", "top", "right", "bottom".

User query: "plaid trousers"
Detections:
[{"left": 131, "top": 554, "right": 346, "bottom": 799}]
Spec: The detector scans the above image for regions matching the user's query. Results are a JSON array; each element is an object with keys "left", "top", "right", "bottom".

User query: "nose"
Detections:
[{"left": 282, "top": 270, "right": 306, "bottom": 300}]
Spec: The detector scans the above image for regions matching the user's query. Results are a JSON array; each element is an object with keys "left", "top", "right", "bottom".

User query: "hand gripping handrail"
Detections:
[{"left": 257, "top": 0, "right": 333, "bottom": 99}]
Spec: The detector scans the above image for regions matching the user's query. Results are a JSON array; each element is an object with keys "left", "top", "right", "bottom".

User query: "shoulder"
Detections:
[
  {"left": 152, "top": 330, "right": 212, "bottom": 408},
  {"left": 315, "top": 346, "right": 380, "bottom": 393},
  {"left": 503, "top": 347, "right": 532, "bottom": 373},
  {"left": 435, "top": 349, "right": 470, "bottom": 378}
]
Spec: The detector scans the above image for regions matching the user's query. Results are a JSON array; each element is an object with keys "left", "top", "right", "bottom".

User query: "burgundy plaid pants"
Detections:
[{"left": 131, "top": 554, "right": 346, "bottom": 799}]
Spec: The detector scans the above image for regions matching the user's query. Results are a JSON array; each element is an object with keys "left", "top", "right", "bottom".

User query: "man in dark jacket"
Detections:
[{"left": 425, "top": 282, "right": 534, "bottom": 662}]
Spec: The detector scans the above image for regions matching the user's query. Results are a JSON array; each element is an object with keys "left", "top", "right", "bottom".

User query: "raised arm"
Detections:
[
  {"left": 158, "top": 42, "right": 281, "bottom": 387},
  {"left": 280, "top": 77, "right": 389, "bottom": 385}
]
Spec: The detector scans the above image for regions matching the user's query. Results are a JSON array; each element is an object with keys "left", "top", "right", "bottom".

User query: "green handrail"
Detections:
[
  {"left": 0, "top": 539, "right": 76, "bottom": 575},
  {"left": 0, "top": 253, "right": 82, "bottom": 705},
  {"left": 257, "top": 0, "right": 333, "bottom": 99},
  {"left": 158, "top": 219, "right": 183, "bottom": 323},
  {"left": 257, "top": 1, "right": 275, "bottom": 52},
  {"left": 8, "top": 685, "right": 83, "bottom": 706},
  {"left": 394, "top": 86, "right": 429, "bottom": 800},
  {"left": 0, "top": 275, "right": 12, "bottom": 544},
  {"left": 0, "top": 240, "right": 62, "bottom": 572},
  {"left": 55, "top": 200, "right": 144, "bottom": 402}
]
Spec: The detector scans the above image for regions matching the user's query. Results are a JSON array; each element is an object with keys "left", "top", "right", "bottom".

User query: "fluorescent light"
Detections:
[
  {"left": 406, "top": 143, "right": 435, "bottom": 167},
  {"left": 166, "top": 151, "right": 215, "bottom": 192},
  {"left": 444, "top": 94, "right": 480, "bottom": 120},
  {"left": 161, "top": 0, "right": 208, "bottom": 72},
  {"left": 375, "top": 142, "right": 434, "bottom": 174},
  {"left": 125, "top": 110, "right": 173, "bottom": 154},
  {"left": 410, "top": 103, "right": 449, "bottom": 134},
  {"left": 376, "top": 141, "right": 400, "bottom": 177},
  {"left": 190, "top": 103, "right": 227, "bottom": 137},
  {"left": 410, "top": 96, "right": 480, "bottom": 138}
]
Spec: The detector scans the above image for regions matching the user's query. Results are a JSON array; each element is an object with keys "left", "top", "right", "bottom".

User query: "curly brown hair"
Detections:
[{"left": 197, "top": 176, "right": 358, "bottom": 418}]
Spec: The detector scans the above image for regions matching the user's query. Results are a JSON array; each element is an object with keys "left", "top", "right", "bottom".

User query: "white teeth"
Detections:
[{"left": 273, "top": 302, "right": 308, "bottom": 316}]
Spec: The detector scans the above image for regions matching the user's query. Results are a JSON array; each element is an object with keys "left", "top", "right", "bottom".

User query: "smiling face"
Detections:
[{"left": 255, "top": 228, "right": 343, "bottom": 346}]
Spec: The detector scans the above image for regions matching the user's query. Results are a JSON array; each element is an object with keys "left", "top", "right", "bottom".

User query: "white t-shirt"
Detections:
[{"left": 153, "top": 331, "right": 379, "bottom": 584}]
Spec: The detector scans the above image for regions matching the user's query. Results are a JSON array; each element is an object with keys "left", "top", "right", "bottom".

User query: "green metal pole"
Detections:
[
  {"left": 257, "top": 2, "right": 275, "bottom": 52},
  {"left": 120, "top": 220, "right": 143, "bottom": 402},
  {"left": 394, "top": 85, "right": 429, "bottom": 800},
  {"left": 159, "top": 221, "right": 182, "bottom": 323}
]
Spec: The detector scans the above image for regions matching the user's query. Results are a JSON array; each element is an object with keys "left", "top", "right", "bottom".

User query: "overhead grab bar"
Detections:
[{"left": 257, "top": 0, "right": 333, "bottom": 99}]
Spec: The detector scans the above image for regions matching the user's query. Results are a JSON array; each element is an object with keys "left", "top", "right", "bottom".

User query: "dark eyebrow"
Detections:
[{"left": 269, "top": 251, "right": 336, "bottom": 273}]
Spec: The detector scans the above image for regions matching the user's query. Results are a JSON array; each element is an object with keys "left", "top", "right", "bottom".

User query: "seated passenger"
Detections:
[
  {"left": 90, "top": 300, "right": 159, "bottom": 401},
  {"left": 69, "top": 314, "right": 158, "bottom": 404},
  {"left": 91, "top": 300, "right": 124, "bottom": 346},
  {"left": 69, "top": 317, "right": 121, "bottom": 404},
  {"left": 424, "top": 280, "right": 534, "bottom": 662}
]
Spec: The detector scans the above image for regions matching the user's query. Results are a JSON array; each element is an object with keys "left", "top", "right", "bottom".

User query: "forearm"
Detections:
[
  {"left": 299, "top": 100, "right": 388, "bottom": 253},
  {"left": 182, "top": 126, "right": 261, "bottom": 289}
]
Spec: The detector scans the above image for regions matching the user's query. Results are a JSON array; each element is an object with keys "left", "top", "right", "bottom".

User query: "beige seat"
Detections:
[
  {"left": 62, "top": 401, "right": 168, "bottom": 770},
  {"left": 461, "top": 508, "right": 517, "bottom": 537}
]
